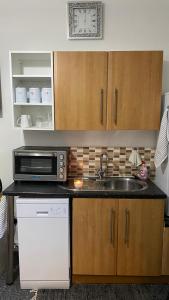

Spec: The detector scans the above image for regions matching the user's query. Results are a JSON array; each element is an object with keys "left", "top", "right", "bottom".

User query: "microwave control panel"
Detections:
[{"left": 57, "top": 151, "right": 67, "bottom": 181}]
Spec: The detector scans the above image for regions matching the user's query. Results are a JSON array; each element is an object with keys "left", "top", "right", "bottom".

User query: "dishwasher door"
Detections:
[{"left": 16, "top": 198, "right": 70, "bottom": 289}]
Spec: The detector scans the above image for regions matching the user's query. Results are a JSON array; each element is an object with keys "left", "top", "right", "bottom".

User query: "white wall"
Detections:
[{"left": 0, "top": 0, "right": 169, "bottom": 188}]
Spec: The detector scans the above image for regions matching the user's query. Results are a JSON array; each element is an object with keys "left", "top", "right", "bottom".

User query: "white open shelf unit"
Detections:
[{"left": 10, "top": 51, "right": 54, "bottom": 130}]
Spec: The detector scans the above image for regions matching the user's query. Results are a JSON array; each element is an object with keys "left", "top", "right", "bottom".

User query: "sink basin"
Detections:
[
  {"left": 103, "top": 177, "right": 147, "bottom": 191},
  {"left": 60, "top": 177, "right": 148, "bottom": 192}
]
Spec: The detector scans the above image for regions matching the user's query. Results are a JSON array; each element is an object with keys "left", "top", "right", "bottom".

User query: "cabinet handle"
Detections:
[
  {"left": 114, "top": 88, "right": 118, "bottom": 125},
  {"left": 110, "top": 208, "right": 116, "bottom": 247},
  {"left": 100, "top": 89, "right": 104, "bottom": 125},
  {"left": 124, "top": 208, "right": 130, "bottom": 247}
]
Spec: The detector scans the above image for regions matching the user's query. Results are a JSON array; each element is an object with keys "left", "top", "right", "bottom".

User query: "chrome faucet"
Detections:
[{"left": 97, "top": 152, "right": 109, "bottom": 179}]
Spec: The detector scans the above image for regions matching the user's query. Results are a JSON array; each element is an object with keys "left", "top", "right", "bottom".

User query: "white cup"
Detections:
[
  {"left": 41, "top": 88, "right": 52, "bottom": 104},
  {"left": 28, "top": 88, "right": 41, "bottom": 103},
  {"left": 36, "top": 116, "right": 43, "bottom": 128},
  {"left": 17, "top": 114, "right": 32, "bottom": 128},
  {"left": 15, "top": 87, "right": 27, "bottom": 103}
]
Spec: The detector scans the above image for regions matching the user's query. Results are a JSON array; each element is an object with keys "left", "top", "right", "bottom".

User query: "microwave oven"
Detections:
[{"left": 13, "top": 146, "right": 69, "bottom": 182}]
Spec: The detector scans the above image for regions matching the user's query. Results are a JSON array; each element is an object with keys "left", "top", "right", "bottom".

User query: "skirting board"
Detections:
[{"left": 72, "top": 275, "right": 169, "bottom": 284}]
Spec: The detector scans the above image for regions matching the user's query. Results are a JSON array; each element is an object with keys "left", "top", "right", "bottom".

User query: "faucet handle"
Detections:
[{"left": 96, "top": 168, "right": 105, "bottom": 179}]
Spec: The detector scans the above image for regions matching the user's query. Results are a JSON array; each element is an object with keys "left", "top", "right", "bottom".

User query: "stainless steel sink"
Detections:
[
  {"left": 103, "top": 177, "right": 147, "bottom": 191},
  {"left": 59, "top": 177, "right": 148, "bottom": 192}
]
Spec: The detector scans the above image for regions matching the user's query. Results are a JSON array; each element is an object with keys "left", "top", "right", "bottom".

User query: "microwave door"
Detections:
[{"left": 14, "top": 155, "right": 57, "bottom": 176}]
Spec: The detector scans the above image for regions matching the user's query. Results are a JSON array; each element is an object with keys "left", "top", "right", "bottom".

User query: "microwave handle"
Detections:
[{"left": 14, "top": 152, "right": 54, "bottom": 157}]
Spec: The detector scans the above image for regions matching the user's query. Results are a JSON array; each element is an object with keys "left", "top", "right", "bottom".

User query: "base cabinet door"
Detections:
[
  {"left": 73, "top": 198, "right": 118, "bottom": 275},
  {"left": 162, "top": 228, "right": 169, "bottom": 275},
  {"left": 117, "top": 199, "right": 164, "bottom": 276}
]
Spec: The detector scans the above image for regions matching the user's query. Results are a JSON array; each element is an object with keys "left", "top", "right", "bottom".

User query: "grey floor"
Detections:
[{"left": 1, "top": 272, "right": 169, "bottom": 300}]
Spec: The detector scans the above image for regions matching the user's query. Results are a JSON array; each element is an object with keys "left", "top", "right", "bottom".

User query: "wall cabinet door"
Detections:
[
  {"left": 117, "top": 199, "right": 164, "bottom": 276},
  {"left": 107, "top": 51, "right": 163, "bottom": 130},
  {"left": 54, "top": 52, "right": 108, "bottom": 130},
  {"left": 73, "top": 198, "right": 118, "bottom": 275}
]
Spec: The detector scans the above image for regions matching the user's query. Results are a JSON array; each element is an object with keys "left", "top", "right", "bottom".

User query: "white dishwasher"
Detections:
[{"left": 16, "top": 198, "right": 70, "bottom": 289}]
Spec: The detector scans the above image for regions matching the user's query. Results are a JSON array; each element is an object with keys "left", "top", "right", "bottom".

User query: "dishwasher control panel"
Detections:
[
  {"left": 50, "top": 206, "right": 68, "bottom": 217},
  {"left": 16, "top": 198, "right": 69, "bottom": 218}
]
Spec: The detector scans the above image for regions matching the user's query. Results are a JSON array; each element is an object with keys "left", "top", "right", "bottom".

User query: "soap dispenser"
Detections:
[{"left": 137, "top": 161, "right": 148, "bottom": 180}]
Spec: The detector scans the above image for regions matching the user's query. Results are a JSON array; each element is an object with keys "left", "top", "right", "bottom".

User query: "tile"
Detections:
[{"left": 68, "top": 147, "right": 155, "bottom": 178}]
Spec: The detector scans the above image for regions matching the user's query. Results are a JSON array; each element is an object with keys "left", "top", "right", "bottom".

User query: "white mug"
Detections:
[
  {"left": 28, "top": 88, "right": 41, "bottom": 103},
  {"left": 35, "top": 116, "right": 43, "bottom": 128},
  {"left": 41, "top": 88, "right": 52, "bottom": 104},
  {"left": 15, "top": 87, "right": 27, "bottom": 103},
  {"left": 17, "top": 114, "right": 32, "bottom": 128}
]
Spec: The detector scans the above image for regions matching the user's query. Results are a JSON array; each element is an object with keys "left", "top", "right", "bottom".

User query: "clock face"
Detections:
[
  {"left": 68, "top": 2, "right": 103, "bottom": 39},
  {"left": 72, "top": 8, "right": 98, "bottom": 35}
]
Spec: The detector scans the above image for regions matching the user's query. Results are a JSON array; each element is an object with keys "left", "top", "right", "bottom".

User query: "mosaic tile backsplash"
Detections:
[{"left": 68, "top": 147, "right": 155, "bottom": 178}]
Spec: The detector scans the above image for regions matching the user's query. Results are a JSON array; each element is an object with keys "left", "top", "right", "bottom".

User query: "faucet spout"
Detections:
[{"left": 97, "top": 152, "right": 108, "bottom": 179}]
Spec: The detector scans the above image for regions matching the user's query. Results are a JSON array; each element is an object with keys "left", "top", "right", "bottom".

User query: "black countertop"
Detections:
[{"left": 3, "top": 179, "right": 167, "bottom": 199}]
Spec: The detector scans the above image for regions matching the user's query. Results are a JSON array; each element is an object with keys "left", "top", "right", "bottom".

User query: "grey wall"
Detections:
[{"left": 0, "top": 0, "right": 169, "bottom": 188}]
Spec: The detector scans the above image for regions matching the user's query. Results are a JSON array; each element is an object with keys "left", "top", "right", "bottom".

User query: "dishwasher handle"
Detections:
[{"left": 36, "top": 211, "right": 49, "bottom": 216}]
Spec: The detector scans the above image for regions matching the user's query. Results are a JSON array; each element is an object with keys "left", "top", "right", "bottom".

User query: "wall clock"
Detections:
[{"left": 67, "top": 1, "right": 103, "bottom": 40}]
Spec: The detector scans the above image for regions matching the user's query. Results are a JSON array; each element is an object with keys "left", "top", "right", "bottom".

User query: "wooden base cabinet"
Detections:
[
  {"left": 162, "top": 227, "right": 169, "bottom": 275},
  {"left": 73, "top": 198, "right": 164, "bottom": 277}
]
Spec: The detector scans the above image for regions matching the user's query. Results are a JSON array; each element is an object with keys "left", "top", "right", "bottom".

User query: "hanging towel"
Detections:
[
  {"left": 129, "top": 150, "right": 142, "bottom": 167},
  {"left": 0, "top": 196, "right": 7, "bottom": 239},
  {"left": 154, "top": 108, "right": 169, "bottom": 168}
]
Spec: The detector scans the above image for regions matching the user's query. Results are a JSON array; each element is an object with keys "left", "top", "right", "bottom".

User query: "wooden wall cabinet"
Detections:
[
  {"left": 73, "top": 198, "right": 164, "bottom": 276},
  {"left": 54, "top": 52, "right": 108, "bottom": 130},
  {"left": 54, "top": 51, "right": 163, "bottom": 130},
  {"left": 107, "top": 51, "right": 163, "bottom": 130}
]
